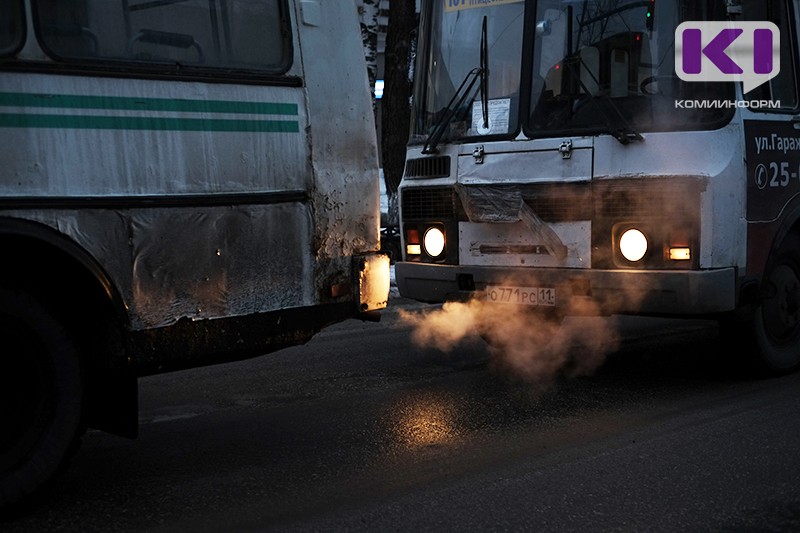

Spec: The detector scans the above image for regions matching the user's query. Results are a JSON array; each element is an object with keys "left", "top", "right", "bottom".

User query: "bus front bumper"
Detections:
[{"left": 395, "top": 262, "right": 737, "bottom": 316}]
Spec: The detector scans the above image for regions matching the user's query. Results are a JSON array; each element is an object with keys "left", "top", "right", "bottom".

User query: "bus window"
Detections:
[
  {"left": 0, "top": 0, "right": 24, "bottom": 57},
  {"left": 528, "top": 0, "right": 734, "bottom": 136},
  {"left": 32, "top": 0, "right": 291, "bottom": 74},
  {"left": 580, "top": 46, "right": 600, "bottom": 96},
  {"left": 743, "top": 0, "right": 798, "bottom": 110}
]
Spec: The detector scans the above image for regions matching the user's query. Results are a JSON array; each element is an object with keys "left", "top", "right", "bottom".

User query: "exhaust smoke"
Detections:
[
  {"left": 399, "top": 293, "right": 621, "bottom": 384},
  {"left": 398, "top": 177, "right": 701, "bottom": 382}
]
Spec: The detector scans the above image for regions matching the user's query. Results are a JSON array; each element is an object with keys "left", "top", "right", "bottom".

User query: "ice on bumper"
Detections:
[
  {"left": 455, "top": 184, "right": 568, "bottom": 261},
  {"left": 358, "top": 253, "right": 391, "bottom": 312}
]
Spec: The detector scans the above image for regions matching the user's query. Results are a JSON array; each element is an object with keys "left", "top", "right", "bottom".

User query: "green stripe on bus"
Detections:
[
  {"left": 0, "top": 92, "right": 298, "bottom": 116},
  {"left": 0, "top": 113, "right": 299, "bottom": 132}
]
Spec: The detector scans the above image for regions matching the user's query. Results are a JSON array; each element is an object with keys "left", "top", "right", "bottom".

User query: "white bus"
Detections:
[
  {"left": 397, "top": 1, "right": 800, "bottom": 370},
  {"left": 0, "top": 0, "right": 389, "bottom": 506}
]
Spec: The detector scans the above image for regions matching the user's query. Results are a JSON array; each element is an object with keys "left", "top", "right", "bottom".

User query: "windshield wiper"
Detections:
[
  {"left": 421, "top": 68, "right": 482, "bottom": 154},
  {"left": 578, "top": 94, "right": 644, "bottom": 145},
  {"left": 567, "top": 58, "right": 644, "bottom": 145},
  {"left": 423, "top": 16, "right": 489, "bottom": 154},
  {"left": 479, "top": 16, "right": 489, "bottom": 131}
]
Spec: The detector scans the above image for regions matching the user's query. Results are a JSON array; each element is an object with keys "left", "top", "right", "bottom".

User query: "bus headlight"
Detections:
[
  {"left": 423, "top": 226, "right": 446, "bottom": 258},
  {"left": 619, "top": 228, "right": 648, "bottom": 262}
]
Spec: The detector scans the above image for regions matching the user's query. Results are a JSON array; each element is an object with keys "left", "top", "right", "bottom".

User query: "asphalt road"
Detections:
[{"left": 4, "top": 298, "right": 800, "bottom": 531}]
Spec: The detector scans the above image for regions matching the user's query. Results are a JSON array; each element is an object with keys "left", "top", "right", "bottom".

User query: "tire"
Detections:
[
  {"left": 0, "top": 288, "right": 83, "bottom": 509},
  {"left": 752, "top": 234, "right": 800, "bottom": 373}
]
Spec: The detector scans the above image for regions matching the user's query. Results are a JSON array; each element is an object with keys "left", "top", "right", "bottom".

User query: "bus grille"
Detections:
[
  {"left": 405, "top": 156, "right": 451, "bottom": 178},
  {"left": 523, "top": 185, "right": 592, "bottom": 222},
  {"left": 401, "top": 187, "right": 456, "bottom": 220},
  {"left": 400, "top": 180, "right": 701, "bottom": 224},
  {"left": 595, "top": 180, "right": 703, "bottom": 221}
]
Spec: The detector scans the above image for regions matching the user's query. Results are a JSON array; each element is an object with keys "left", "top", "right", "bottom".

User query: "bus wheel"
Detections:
[
  {"left": 0, "top": 288, "right": 83, "bottom": 509},
  {"left": 753, "top": 235, "right": 800, "bottom": 373}
]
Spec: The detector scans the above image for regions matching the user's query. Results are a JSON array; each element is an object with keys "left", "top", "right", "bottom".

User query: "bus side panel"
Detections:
[
  {"left": 0, "top": 70, "right": 317, "bottom": 329},
  {"left": 294, "top": 0, "right": 381, "bottom": 270},
  {"left": 744, "top": 119, "right": 800, "bottom": 277},
  {"left": 0, "top": 203, "right": 315, "bottom": 330},
  {"left": 0, "top": 74, "right": 309, "bottom": 196}
]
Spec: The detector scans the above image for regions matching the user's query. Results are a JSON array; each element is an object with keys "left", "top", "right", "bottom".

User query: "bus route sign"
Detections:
[{"left": 444, "top": 0, "right": 523, "bottom": 13}]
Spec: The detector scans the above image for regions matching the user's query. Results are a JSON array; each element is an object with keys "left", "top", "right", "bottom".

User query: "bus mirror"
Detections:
[{"left": 536, "top": 20, "right": 552, "bottom": 37}]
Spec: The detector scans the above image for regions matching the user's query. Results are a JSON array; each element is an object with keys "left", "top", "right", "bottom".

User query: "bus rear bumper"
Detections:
[{"left": 395, "top": 262, "right": 737, "bottom": 316}]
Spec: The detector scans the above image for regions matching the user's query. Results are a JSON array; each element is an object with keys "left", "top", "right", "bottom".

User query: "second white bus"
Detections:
[
  {"left": 397, "top": 0, "right": 800, "bottom": 372},
  {"left": 1, "top": 0, "right": 388, "bottom": 507}
]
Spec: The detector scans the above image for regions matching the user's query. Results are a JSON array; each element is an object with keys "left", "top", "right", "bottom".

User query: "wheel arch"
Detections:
[
  {"left": 760, "top": 186, "right": 800, "bottom": 259},
  {"left": 0, "top": 216, "right": 137, "bottom": 438},
  {"left": 0, "top": 216, "right": 128, "bottom": 325},
  {"left": 743, "top": 206, "right": 800, "bottom": 374}
]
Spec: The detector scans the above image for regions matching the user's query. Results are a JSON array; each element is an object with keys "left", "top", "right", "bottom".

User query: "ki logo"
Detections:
[{"left": 675, "top": 21, "right": 781, "bottom": 93}]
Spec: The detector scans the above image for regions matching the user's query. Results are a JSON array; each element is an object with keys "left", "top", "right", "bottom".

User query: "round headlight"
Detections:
[
  {"left": 423, "top": 227, "right": 446, "bottom": 258},
  {"left": 619, "top": 228, "right": 648, "bottom": 262}
]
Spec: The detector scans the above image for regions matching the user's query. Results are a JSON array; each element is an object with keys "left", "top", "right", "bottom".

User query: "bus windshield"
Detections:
[
  {"left": 412, "top": 0, "right": 525, "bottom": 146},
  {"left": 412, "top": 0, "right": 735, "bottom": 146}
]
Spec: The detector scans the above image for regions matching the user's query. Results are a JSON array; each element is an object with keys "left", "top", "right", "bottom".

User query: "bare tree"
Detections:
[
  {"left": 381, "top": 0, "right": 416, "bottom": 228},
  {"left": 356, "top": 0, "right": 380, "bottom": 103}
]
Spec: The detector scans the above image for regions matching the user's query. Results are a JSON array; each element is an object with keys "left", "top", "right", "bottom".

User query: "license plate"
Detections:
[{"left": 485, "top": 285, "right": 556, "bottom": 306}]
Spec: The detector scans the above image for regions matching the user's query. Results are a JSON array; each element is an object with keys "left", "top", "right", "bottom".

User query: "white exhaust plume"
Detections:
[{"left": 399, "top": 296, "right": 621, "bottom": 384}]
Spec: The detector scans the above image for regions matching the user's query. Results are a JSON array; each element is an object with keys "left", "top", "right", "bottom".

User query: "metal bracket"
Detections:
[
  {"left": 559, "top": 140, "right": 573, "bottom": 160},
  {"left": 726, "top": 0, "right": 742, "bottom": 16},
  {"left": 472, "top": 145, "right": 485, "bottom": 164}
]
